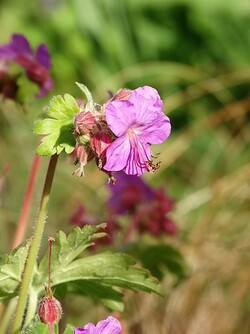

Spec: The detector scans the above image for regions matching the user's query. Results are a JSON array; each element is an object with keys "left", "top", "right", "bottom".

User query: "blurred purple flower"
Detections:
[
  {"left": 108, "top": 172, "right": 177, "bottom": 237},
  {"left": 74, "top": 316, "right": 121, "bottom": 334},
  {"left": 0, "top": 33, "right": 53, "bottom": 98},
  {"left": 103, "top": 86, "right": 171, "bottom": 176},
  {"left": 134, "top": 188, "right": 177, "bottom": 236},
  {"left": 108, "top": 172, "right": 154, "bottom": 214}
]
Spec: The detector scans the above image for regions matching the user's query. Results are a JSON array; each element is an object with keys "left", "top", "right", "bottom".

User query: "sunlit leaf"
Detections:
[
  {"left": 33, "top": 226, "right": 161, "bottom": 312},
  {"left": 33, "top": 94, "right": 79, "bottom": 155}
]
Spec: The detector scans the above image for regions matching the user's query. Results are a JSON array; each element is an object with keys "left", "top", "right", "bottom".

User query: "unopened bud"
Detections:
[
  {"left": 90, "top": 131, "right": 112, "bottom": 160},
  {"left": 74, "top": 111, "right": 96, "bottom": 135},
  {"left": 110, "top": 88, "right": 131, "bottom": 101},
  {"left": 38, "top": 296, "right": 62, "bottom": 333}
]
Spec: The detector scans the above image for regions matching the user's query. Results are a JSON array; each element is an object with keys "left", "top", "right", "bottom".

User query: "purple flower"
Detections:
[
  {"left": 103, "top": 86, "right": 171, "bottom": 176},
  {"left": 74, "top": 316, "right": 121, "bottom": 334},
  {"left": 107, "top": 172, "right": 177, "bottom": 237},
  {"left": 108, "top": 172, "right": 154, "bottom": 214},
  {"left": 134, "top": 188, "right": 177, "bottom": 237},
  {"left": 0, "top": 34, "right": 53, "bottom": 97}
]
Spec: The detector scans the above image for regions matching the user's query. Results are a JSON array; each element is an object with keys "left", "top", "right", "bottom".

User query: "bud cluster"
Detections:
[
  {"left": 71, "top": 85, "right": 171, "bottom": 178},
  {"left": 72, "top": 91, "right": 130, "bottom": 179}
]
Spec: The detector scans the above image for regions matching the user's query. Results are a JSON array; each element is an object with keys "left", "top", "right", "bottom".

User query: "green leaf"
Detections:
[
  {"left": 52, "top": 252, "right": 162, "bottom": 295},
  {"left": 75, "top": 82, "right": 93, "bottom": 105},
  {"left": 33, "top": 94, "right": 79, "bottom": 155},
  {"left": 47, "top": 94, "right": 79, "bottom": 120},
  {"left": 33, "top": 224, "right": 107, "bottom": 288},
  {"left": 21, "top": 316, "right": 56, "bottom": 334},
  {"left": 57, "top": 280, "right": 124, "bottom": 312},
  {"left": 132, "top": 243, "right": 189, "bottom": 281},
  {"left": 33, "top": 225, "right": 161, "bottom": 312},
  {"left": 63, "top": 324, "right": 74, "bottom": 334},
  {"left": 0, "top": 241, "right": 30, "bottom": 302}
]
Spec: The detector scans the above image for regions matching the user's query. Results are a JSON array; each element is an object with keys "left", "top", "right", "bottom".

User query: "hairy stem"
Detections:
[{"left": 11, "top": 154, "right": 58, "bottom": 334}]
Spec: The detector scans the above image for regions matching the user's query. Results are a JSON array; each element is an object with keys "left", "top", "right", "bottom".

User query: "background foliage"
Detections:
[{"left": 0, "top": 0, "right": 250, "bottom": 333}]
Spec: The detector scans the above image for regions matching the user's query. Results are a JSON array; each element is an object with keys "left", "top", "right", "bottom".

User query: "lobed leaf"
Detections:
[
  {"left": 33, "top": 226, "right": 162, "bottom": 312},
  {"left": 33, "top": 224, "right": 107, "bottom": 288},
  {"left": 47, "top": 94, "right": 79, "bottom": 120},
  {"left": 49, "top": 252, "right": 162, "bottom": 304},
  {"left": 33, "top": 94, "right": 79, "bottom": 156}
]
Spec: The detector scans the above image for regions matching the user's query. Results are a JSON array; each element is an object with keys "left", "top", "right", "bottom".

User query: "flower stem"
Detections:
[
  {"left": 12, "top": 154, "right": 41, "bottom": 249},
  {"left": 11, "top": 154, "right": 58, "bottom": 334}
]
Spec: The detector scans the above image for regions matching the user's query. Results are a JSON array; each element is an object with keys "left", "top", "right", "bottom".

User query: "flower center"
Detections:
[{"left": 126, "top": 125, "right": 141, "bottom": 143}]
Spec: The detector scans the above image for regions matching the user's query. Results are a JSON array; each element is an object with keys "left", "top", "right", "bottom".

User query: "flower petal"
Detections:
[
  {"left": 130, "top": 86, "right": 163, "bottom": 123},
  {"left": 140, "top": 113, "right": 171, "bottom": 144},
  {"left": 104, "top": 136, "right": 130, "bottom": 172},
  {"left": 134, "top": 85, "right": 160, "bottom": 98},
  {"left": 11, "top": 34, "right": 32, "bottom": 56},
  {"left": 74, "top": 323, "right": 96, "bottom": 334},
  {"left": 96, "top": 316, "right": 121, "bottom": 334},
  {"left": 129, "top": 89, "right": 171, "bottom": 144},
  {"left": 105, "top": 100, "right": 135, "bottom": 137},
  {"left": 124, "top": 140, "right": 151, "bottom": 176},
  {"left": 35, "top": 44, "right": 51, "bottom": 69}
]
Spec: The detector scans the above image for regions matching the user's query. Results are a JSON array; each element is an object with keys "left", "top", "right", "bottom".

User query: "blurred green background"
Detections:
[{"left": 0, "top": 0, "right": 250, "bottom": 333}]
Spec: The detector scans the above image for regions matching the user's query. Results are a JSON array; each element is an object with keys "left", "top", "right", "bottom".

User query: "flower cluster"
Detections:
[
  {"left": 108, "top": 172, "right": 177, "bottom": 237},
  {"left": 0, "top": 33, "right": 52, "bottom": 100},
  {"left": 70, "top": 172, "right": 177, "bottom": 248},
  {"left": 72, "top": 85, "right": 171, "bottom": 179}
]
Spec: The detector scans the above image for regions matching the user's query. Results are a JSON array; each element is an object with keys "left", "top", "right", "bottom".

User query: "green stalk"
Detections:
[{"left": 11, "top": 154, "right": 58, "bottom": 334}]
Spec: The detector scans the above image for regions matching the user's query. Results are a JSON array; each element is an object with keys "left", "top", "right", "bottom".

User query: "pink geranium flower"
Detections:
[
  {"left": 74, "top": 316, "right": 121, "bottom": 334},
  {"left": 103, "top": 86, "right": 171, "bottom": 176}
]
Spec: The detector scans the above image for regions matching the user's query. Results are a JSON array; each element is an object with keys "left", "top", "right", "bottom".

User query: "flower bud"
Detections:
[
  {"left": 110, "top": 88, "right": 131, "bottom": 101},
  {"left": 38, "top": 296, "right": 62, "bottom": 329},
  {"left": 90, "top": 131, "right": 112, "bottom": 160},
  {"left": 74, "top": 111, "right": 96, "bottom": 135},
  {"left": 73, "top": 143, "right": 94, "bottom": 177}
]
